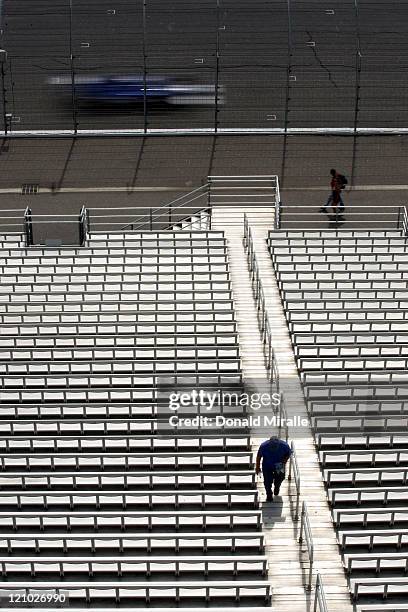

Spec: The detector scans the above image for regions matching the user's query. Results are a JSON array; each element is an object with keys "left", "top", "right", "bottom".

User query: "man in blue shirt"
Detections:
[{"left": 255, "top": 436, "right": 292, "bottom": 502}]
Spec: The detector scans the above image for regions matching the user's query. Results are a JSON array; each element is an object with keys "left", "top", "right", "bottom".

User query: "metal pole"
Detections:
[
  {"left": 24, "top": 207, "right": 33, "bottom": 246},
  {"left": 0, "top": 49, "right": 8, "bottom": 135},
  {"left": 68, "top": 0, "right": 78, "bottom": 134},
  {"left": 208, "top": 179, "right": 212, "bottom": 229},
  {"left": 149, "top": 208, "right": 153, "bottom": 230},
  {"left": 280, "top": 0, "right": 293, "bottom": 187},
  {"left": 214, "top": 0, "right": 220, "bottom": 134},
  {"left": 142, "top": 0, "right": 148, "bottom": 134},
  {"left": 351, "top": 0, "right": 362, "bottom": 187},
  {"left": 169, "top": 203, "right": 172, "bottom": 227}
]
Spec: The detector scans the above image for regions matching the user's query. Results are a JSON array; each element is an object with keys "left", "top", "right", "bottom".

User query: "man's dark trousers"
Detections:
[{"left": 263, "top": 468, "right": 285, "bottom": 499}]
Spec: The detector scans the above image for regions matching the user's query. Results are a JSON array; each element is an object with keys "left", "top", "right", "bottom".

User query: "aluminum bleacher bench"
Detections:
[
  {"left": 324, "top": 467, "right": 408, "bottom": 487},
  {"left": 86, "top": 230, "right": 226, "bottom": 241},
  {"left": 0, "top": 401, "right": 249, "bottom": 421},
  {"left": 304, "top": 383, "right": 408, "bottom": 401},
  {"left": 312, "top": 415, "right": 408, "bottom": 434},
  {"left": 270, "top": 253, "right": 408, "bottom": 264},
  {"left": 350, "top": 577, "right": 408, "bottom": 600},
  {"left": 0, "top": 470, "right": 257, "bottom": 491},
  {"left": 0, "top": 266, "right": 232, "bottom": 280},
  {"left": 328, "top": 487, "right": 408, "bottom": 507},
  {"left": 0, "top": 532, "right": 265, "bottom": 555},
  {"left": 277, "top": 279, "right": 408, "bottom": 291},
  {"left": 0, "top": 489, "right": 259, "bottom": 510},
  {"left": 0, "top": 581, "right": 271, "bottom": 605},
  {"left": 0, "top": 321, "right": 238, "bottom": 338},
  {"left": 275, "top": 269, "right": 408, "bottom": 282},
  {"left": 0, "top": 509, "right": 262, "bottom": 532},
  {"left": 269, "top": 231, "right": 403, "bottom": 238},
  {"left": 309, "top": 400, "right": 408, "bottom": 416},
  {"left": 0, "top": 434, "right": 251, "bottom": 453},
  {"left": 0, "top": 555, "right": 268, "bottom": 578},
  {"left": 316, "top": 432, "right": 408, "bottom": 450},
  {"left": 333, "top": 508, "right": 408, "bottom": 529},
  {"left": 293, "top": 331, "right": 408, "bottom": 347},
  {"left": 344, "top": 552, "right": 408, "bottom": 574},
  {"left": 319, "top": 448, "right": 408, "bottom": 467},
  {"left": 298, "top": 356, "right": 408, "bottom": 372},
  {"left": 0, "top": 331, "right": 239, "bottom": 349},
  {"left": 295, "top": 343, "right": 408, "bottom": 358},
  {"left": 0, "top": 358, "right": 242, "bottom": 376},
  {"left": 0, "top": 451, "right": 253, "bottom": 471},
  {"left": 357, "top": 606, "right": 408, "bottom": 611},
  {"left": 339, "top": 528, "right": 408, "bottom": 550}
]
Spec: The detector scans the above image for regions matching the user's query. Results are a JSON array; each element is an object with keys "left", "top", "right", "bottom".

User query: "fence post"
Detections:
[
  {"left": 169, "top": 203, "right": 172, "bottom": 227},
  {"left": 0, "top": 50, "right": 9, "bottom": 136},
  {"left": 149, "top": 208, "right": 153, "bottom": 231},
  {"left": 207, "top": 180, "right": 212, "bottom": 230},
  {"left": 68, "top": 0, "right": 78, "bottom": 134},
  {"left": 24, "top": 207, "right": 33, "bottom": 246},
  {"left": 86, "top": 207, "right": 90, "bottom": 235}
]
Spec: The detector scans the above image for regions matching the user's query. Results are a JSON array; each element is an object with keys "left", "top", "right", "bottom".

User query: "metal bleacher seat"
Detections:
[
  {"left": 0, "top": 230, "right": 271, "bottom": 607},
  {"left": 267, "top": 229, "right": 408, "bottom": 607}
]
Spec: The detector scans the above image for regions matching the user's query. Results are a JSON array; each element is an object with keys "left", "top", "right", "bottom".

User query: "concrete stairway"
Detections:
[{"left": 212, "top": 206, "right": 352, "bottom": 611}]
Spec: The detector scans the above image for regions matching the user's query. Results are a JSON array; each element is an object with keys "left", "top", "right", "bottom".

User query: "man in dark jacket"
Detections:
[
  {"left": 320, "top": 168, "right": 346, "bottom": 214},
  {"left": 256, "top": 436, "right": 292, "bottom": 502}
]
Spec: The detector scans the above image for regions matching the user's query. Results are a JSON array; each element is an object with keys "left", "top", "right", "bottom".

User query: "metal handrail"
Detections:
[
  {"left": 275, "top": 180, "right": 281, "bottom": 230},
  {"left": 120, "top": 185, "right": 210, "bottom": 232},
  {"left": 400, "top": 205, "right": 408, "bottom": 236},
  {"left": 277, "top": 391, "right": 288, "bottom": 442},
  {"left": 288, "top": 441, "right": 300, "bottom": 520},
  {"left": 314, "top": 573, "right": 328, "bottom": 612},
  {"left": 299, "top": 501, "right": 314, "bottom": 590},
  {"left": 121, "top": 183, "right": 210, "bottom": 231},
  {"left": 245, "top": 221, "right": 279, "bottom": 392}
]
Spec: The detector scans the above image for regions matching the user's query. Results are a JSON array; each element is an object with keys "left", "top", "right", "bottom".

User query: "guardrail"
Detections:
[
  {"left": 112, "top": 174, "right": 279, "bottom": 232},
  {"left": 279, "top": 204, "right": 403, "bottom": 229},
  {"left": 288, "top": 441, "right": 301, "bottom": 520},
  {"left": 314, "top": 573, "right": 328, "bottom": 612},
  {"left": 299, "top": 501, "right": 314, "bottom": 590},
  {"left": 21, "top": 208, "right": 90, "bottom": 246},
  {"left": 0, "top": 175, "right": 280, "bottom": 240},
  {"left": 0, "top": 208, "right": 26, "bottom": 236}
]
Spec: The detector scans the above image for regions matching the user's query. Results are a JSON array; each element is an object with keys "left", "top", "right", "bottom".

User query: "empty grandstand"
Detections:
[{"left": 1, "top": 174, "right": 408, "bottom": 612}]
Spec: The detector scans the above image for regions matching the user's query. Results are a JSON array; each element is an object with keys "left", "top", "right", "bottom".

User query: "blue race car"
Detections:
[{"left": 48, "top": 74, "right": 223, "bottom": 106}]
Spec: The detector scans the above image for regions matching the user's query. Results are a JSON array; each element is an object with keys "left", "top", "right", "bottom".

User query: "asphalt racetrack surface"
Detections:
[
  {"left": 0, "top": 134, "right": 407, "bottom": 235},
  {"left": 1, "top": 0, "right": 408, "bottom": 131}
]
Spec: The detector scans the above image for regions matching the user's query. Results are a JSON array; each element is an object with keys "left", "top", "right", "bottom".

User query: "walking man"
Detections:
[
  {"left": 256, "top": 435, "right": 292, "bottom": 502},
  {"left": 320, "top": 168, "right": 347, "bottom": 215}
]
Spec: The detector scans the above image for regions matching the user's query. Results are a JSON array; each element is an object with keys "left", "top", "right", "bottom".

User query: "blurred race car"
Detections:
[{"left": 48, "top": 74, "right": 224, "bottom": 106}]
